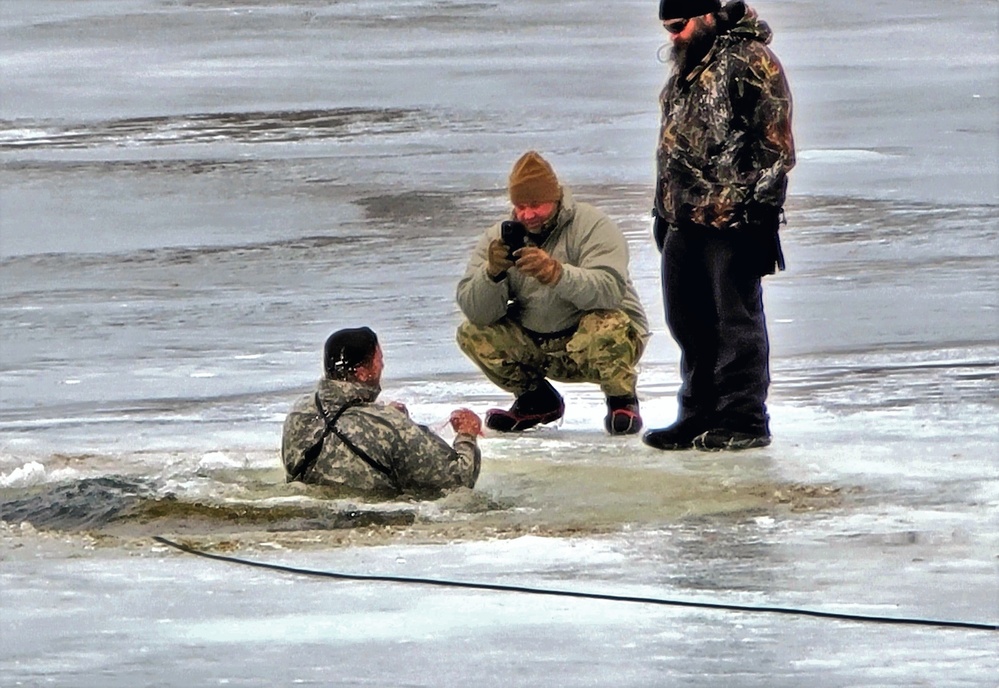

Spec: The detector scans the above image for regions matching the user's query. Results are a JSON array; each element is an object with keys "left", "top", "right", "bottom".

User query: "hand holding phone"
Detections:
[{"left": 500, "top": 220, "right": 527, "bottom": 261}]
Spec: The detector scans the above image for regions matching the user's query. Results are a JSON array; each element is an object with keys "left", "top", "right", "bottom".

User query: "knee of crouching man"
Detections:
[
  {"left": 455, "top": 320, "right": 483, "bottom": 354},
  {"left": 576, "top": 310, "right": 630, "bottom": 339}
]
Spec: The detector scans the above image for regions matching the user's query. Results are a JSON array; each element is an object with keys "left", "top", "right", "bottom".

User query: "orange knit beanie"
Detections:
[{"left": 508, "top": 151, "right": 561, "bottom": 206}]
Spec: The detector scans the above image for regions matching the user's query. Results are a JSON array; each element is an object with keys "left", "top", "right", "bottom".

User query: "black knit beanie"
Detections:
[
  {"left": 659, "top": 0, "right": 721, "bottom": 20},
  {"left": 324, "top": 327, "right": 378, "bottom": 380}
]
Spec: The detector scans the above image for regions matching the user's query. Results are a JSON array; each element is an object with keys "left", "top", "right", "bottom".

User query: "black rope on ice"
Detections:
[{"left": 153, "top": 536, "right": 998, "bottom": 633}]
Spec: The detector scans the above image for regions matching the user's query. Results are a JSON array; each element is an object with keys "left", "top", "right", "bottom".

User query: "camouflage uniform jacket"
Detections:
[
  {"left": 656, "top": 2, "right": 795, "bottom": 229},
  {"left": 456, "top": 188, "right": 649, "bottom": 341},
  {"left": 282, "top": 378, "right": 480, "bottom": 495}
]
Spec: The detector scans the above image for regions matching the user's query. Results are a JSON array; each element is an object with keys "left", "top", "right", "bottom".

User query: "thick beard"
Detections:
[{"left": 671, "top": 26, "right": 717, "bottom": 77}]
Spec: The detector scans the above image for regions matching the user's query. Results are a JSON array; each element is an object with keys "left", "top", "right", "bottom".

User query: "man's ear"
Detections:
[{"left": 354, "top": 362, "right": 374, "bottom": 382}]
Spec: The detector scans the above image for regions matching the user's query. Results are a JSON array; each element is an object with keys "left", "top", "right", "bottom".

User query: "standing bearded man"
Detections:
[{"left": 643, "top": 0, "right": 795, "bottom": 451}]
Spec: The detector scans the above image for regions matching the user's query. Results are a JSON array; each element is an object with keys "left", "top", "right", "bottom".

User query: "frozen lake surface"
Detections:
[{"left": 1, "top": 0, "right": 997, "bottom": 685}]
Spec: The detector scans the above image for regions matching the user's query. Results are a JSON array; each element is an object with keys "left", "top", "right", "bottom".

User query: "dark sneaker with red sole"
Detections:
[
  {"left": 485, "top": 381, "right": 565, "bottom": 433},
  {"left": 485, "top": 403, "right": 565, "bottom": 432},
  {"left": 604, "top": 396, "right": 642, "bottom": 435}
]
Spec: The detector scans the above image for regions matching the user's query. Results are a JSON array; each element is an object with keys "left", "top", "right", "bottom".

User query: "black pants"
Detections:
[{"left": 661, "top": 225, "right": 771, "bottom": 434}]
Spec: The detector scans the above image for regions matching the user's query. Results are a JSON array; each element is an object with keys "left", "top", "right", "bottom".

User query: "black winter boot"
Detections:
[
  {"left": 642, "top": 416, "right": 711, "bottom": 451},
  {"left": 485, "top": 381, "right": 564, "bottom": 432}
]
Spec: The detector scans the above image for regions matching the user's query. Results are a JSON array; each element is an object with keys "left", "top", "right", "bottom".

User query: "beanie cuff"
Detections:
[{"left": 510, "top": 183, "right": 561, "bottom": 207}]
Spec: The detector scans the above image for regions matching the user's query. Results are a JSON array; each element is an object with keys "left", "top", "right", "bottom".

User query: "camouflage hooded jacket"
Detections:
[
  {"left": 282, "top": 378, "right": 480, "bottom": 496},
  {"left": 456, "top": 188, "right": 649, "bottom": 341},
  {"left": 656, "top": 1, "right": 795, "bottom": 229}
]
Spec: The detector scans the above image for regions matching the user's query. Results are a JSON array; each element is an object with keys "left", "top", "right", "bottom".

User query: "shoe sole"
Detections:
[
  {"left": 641, "top": 437, "right": 695, "bottom": 451},
  {"left": 485, "top": 408, "right": 564, "bottom": 433},
  {"left": 608, "top": 425, "right": 642, "bottom": 436},
  {"left": 606, "top": 410, "right": 642, "bottom": 436},
  {"left": 692, "top": 432, "right": 772, "bottom": 452}
]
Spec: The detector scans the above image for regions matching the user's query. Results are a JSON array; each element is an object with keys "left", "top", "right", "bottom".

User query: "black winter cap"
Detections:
[
  {"left": 659, "top": 0, "right": 721, "bottom": 20},
  {"left": 324, "top": 327, "right": 378, "bottom": 379}
]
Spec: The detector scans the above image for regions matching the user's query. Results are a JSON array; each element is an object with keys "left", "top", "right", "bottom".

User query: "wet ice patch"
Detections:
[
  {"left": 167, "top": 591, "right": 646, "bottom": 646},
  {"left": 197, "top": 451, "right": 248, "bottom": 472},
  {"left": 449, "top": 535, "right": 626, "bottom": 570},
  {"left": 0, "top": 108, "right": 436, "bottom": 151},
  {"left": 797, "top": 148, "right": 893, "bottom": 163}
]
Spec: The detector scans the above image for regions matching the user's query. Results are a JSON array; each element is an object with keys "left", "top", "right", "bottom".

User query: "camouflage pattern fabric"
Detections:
[
  {"left": 456, "top": 309, "right": 645, "bottom": 398},
  {"left": 282, "top": 378, "right": 480, "bottom": 496},
  {"left": 656, "top": 4, "right": 795, "bottom": 229}
]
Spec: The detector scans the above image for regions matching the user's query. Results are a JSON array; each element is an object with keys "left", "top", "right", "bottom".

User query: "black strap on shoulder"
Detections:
[
  {"left": 286, "top": 396, "right": 354, "bottom": 483},
  {"left": 288, "top": 393, "right": 394, "bottom": 483}
]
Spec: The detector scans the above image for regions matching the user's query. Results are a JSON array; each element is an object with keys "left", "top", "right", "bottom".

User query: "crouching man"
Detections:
[
  {"left": 456, "top": 151, "right": 650, "bottom": 435},
  {"left": 282, "top": 327, "right": 481, "bottom": 496}
]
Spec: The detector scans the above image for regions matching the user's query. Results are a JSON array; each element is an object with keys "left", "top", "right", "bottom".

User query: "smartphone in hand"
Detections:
[{"left": 500, "top": 221, "right": 527, "bottom": 261}]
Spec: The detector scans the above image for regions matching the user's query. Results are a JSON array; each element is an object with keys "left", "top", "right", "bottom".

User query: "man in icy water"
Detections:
[
  {"left": 282, "top": 327, "right": 482, "bottom": 495},
  {"left": 456, "top": 151, "right": 650, "bottom": 435},
  {"left": 643, "top": 0, "right": 795, "bottom": 452}
]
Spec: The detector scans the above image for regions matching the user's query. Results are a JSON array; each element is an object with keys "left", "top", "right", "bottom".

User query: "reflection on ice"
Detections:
[
  {"left": 0, "top": 108, "right": 434, "bottom": 150},
  {"left": 796, "top": 149, "right": 892, "bottom": 163},
  {"left": 172, "top": 594, "right": 648, "bottom": 646}
]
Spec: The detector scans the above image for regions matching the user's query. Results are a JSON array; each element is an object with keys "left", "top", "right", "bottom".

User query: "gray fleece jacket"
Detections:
[{"left": 456, "top": 188, "right": 649, "bottom": 341}]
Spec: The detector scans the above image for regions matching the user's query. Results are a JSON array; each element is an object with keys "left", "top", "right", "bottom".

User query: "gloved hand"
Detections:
[
  {"left": 515, "top": 247, "right": 563, "bottom": 285},
  {"left": 449, "top": 408, "right": 482, "bottom": 437},
  {"left": 741, "top": 201, "right": 781, "bottom": 230},
  {"left": 486, "top": 239, "right": 515, "bottom": 279}
]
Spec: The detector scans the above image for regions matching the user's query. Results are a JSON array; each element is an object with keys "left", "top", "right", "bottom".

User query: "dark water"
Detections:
[
  {"left": 1, "top": 476, "right": 158, "bottom": 530},
  {"left": 0, "top": 475, "right": 418, "bottom": 532}
]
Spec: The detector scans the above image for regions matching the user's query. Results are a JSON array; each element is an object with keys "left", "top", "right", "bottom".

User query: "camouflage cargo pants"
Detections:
[{"left": 456, "top": 309, "right": 645, "bottom": 398}]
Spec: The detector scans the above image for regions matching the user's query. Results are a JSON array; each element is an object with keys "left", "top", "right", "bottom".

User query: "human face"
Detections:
[
  {"left": 369, "top": 346, "right": 384, "bottom": 382},
  {"left": 663, "top": 13, "right": 713, "bottom": 46},
  {"left": 513, "top": 201, "right": 558, "bottom": 233},
  {"left": 667, "top": 14, "right": 717, "bottom": 75}
]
